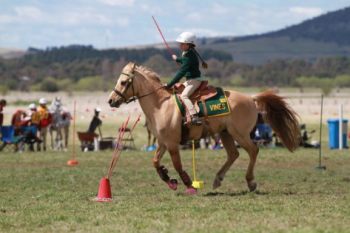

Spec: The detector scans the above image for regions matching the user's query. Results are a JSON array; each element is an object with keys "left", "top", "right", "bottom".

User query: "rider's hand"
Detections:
[
  {"left": 172, "top": 54, "right": 177, "bottom": 61},
  {"left": 162, "top": 83, "right": 170, "bottom": 89}
]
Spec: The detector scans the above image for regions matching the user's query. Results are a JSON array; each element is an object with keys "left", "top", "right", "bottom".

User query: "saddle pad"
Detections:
[{"left": 174, "top": 87, "right": 231, "bottom": 118}]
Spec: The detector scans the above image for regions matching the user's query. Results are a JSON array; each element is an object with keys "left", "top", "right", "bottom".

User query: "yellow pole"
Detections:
[
  {"left": 192, "top": 140, "right": 197, "bottom": 181},
  {"left": 191, "top": 140, "right": 204, "bottom": 189}
]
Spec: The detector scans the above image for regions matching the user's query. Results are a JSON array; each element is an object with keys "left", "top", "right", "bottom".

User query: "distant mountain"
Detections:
[
  {"left": 1, "top": 6, "right": 350, "bottom": 64},
  {"left": 0, "top": 48, "right": 25, "bottom": 59},
  {"left": 199, "top": 6, "right": 350, "bottom": 64}
]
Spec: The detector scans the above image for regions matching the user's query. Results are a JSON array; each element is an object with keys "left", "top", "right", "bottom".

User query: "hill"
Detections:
[
  {"left": 0, "top": 48, "right": 25, "bottom": 59},
  {"left": 200, "top": 7, "right": 350, "bottom": 64}
]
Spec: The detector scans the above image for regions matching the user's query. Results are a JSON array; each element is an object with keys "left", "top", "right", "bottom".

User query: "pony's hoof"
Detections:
[
  {"left": 167, "top": 179, "right": 178, "bottom": 190},
  {"left": 212, "top": 177, "right": 222, "bottom": 189},
  {"left": 248, "top": 181, "right": 257, "bottom": 192},
  {"left": 185, "top": 187, "right": 197, "bottom": 195}
]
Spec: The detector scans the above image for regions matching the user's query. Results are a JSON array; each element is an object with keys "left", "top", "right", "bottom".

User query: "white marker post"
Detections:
[{"left": 339, "top": 104, "right": 343, "bottom": 150}]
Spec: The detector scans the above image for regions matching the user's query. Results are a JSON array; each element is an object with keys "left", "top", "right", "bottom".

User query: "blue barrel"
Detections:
[{"left": 327, "top": 119, "right": 348, "bottom": 149}]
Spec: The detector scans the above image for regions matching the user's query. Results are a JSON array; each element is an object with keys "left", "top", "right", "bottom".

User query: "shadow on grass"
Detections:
[
  {"left": 203, "top": 190, "right": 299, "bottom": 197},
  {"left": 203, "top": 190, "right": 269, "bottom": 197}
]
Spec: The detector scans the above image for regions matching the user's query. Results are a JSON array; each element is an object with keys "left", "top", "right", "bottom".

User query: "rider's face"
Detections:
[{"left": 179, "top": 43, "right": 190, "bottom": 51}]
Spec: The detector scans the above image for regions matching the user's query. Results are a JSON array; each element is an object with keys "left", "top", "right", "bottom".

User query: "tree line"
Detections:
[{"left": 1, "top": 45, "right": 350, "bottom": 93}]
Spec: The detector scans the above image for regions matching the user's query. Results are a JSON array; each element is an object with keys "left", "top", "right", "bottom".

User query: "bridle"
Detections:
[
  {"left": 112, "top": 65, "right": 165, "bottom": 104},
  {"left": 113, "top": 71, "right": 137, "bottom": 104}
]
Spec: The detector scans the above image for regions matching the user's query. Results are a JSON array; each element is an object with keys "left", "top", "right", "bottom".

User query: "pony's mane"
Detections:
[{"left": 135, "top": 65, "right": 161, "bottom": 83}]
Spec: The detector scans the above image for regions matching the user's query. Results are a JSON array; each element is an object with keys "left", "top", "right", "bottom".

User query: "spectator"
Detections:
[
  {"left": 37, "top": 98, "right": 51, "bottom": 151},
  {"left": 27, "top": 103, "right": 42, "bottom": 151},
  {"left": 11, "top": 110, "right": 27, "bottom": 131},
  {"left": 28, "top": 103, "right": 41, "bottom": 127},
  {"left": 11, "top": 109, "right": 27, "bottom": 152},
  {"left": 0, "top": 99, "right": 6, "bottom": 127},
  {"left": 87, "top": 108, "right": 102, "bottom": 136}
]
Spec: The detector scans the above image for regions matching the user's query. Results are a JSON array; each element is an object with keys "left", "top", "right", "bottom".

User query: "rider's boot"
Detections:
[{"left": 191, "top": 114, "right": 202, "bottom": 126}]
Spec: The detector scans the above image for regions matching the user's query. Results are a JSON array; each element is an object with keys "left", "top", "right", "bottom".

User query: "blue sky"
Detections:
[{"left": 0, "top": 0, "right": 349, "bottom": 49}]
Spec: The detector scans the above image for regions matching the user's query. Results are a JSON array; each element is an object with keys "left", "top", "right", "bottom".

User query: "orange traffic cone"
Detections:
[
  {"left": 67, "top": 159, "right": 79, "bottom": 166},
  {"left": 93, "top": 177, "right": 112, "bottom": 202}
]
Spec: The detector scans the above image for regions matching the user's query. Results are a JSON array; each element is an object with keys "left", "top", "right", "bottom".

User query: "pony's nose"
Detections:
[{"left": 108, "top": 99, "right": 112, "bottom": 105}]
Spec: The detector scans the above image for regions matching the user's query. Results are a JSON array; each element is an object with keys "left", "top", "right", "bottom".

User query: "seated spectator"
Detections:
[
  {"left": 11, "top": 110, "right": 27, "bottom": 131},
  {"left": 0, "top": 99, "right": 6, "bottom": 128},
  {"left": 26, "top": 103, "right": 42, "bottom": 151},
  {"left": 28, "top": 103, "right": 41, "bottom": 127}
]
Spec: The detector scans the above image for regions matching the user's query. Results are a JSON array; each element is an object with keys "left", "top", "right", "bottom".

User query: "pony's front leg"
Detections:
[
  {"left": 168, "top": 147, "right": 197, "bottom": 195},
  {"left": 153, "top": 144, "right": 178, "bottom": 190}
]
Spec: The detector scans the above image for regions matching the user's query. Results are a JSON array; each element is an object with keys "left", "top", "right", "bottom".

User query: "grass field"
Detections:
[{"left": 1, "top": 122, "right": 350, "bottom": 233}]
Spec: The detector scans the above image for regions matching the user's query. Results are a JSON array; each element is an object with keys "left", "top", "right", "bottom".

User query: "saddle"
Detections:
[
  {"left": 173, "top": 81, "right": 223, "bottom": 125},
  {"left": 174, "top": 81, "right": 217, "bottom": 102}
]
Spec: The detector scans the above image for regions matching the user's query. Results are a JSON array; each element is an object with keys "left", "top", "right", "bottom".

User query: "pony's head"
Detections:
[
  {"left": 54, "top": 97, "right": 62, "bottom": 107},
  {"left": 108, "top": 62, "right": 137, "bottom": 108},
  {"left": 50, "top": 97, "right": 62, "bottom": 113}
]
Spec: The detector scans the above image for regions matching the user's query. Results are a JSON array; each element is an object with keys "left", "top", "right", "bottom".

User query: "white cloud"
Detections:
[
  {"left": 140, "top": 4, "right": 162, "bottom": 15},
  {"left": 99, "top": 0, "right": 134, "bottom": 7},
  {"left": 115, "top": 18, "right": 129, "bottom": 27},
  {"left": 0, "top": 6, "right": 43, "bottom": 24},
  {"left": 14, "top": 6, "right": 43, "bottom": 20},
  {"left": 289, "top": 7, "right": 323, "bottom": 18},
  {"left": 57, "top": 10, "right": 129, "bottom": 27},
  {"left": 0, "top": 14, "right": 15, "bottom": 24},
  {"left": 173, "top": 27, "right": 222, "bottom": 37},
  {"left": 212, "top": 3, "right": 229, "bottom": 15},
  {"left": 186, "top": 13, "right": 202, "bottom": 22}
]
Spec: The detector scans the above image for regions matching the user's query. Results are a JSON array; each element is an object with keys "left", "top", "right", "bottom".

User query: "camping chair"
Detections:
[
  {"left": 253, "top": 123, "right": 273, "bottom": 146},
  {"left": 118, "top": 127, "right": 136, "bottom": 150},
  {"left": 77, "top": 132, "right": 98, "bottom": 151},
  {"left": 21, "top": 126, "right": 40, "bottom": 151},
  {"left": 0, "top": 126, "right": 22, "bottom": 152}
]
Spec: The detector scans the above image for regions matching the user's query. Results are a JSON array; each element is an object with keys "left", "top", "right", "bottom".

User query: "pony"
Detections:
[
  {"left": 108, "top": 62, "right": 300, "bottom": 194},
  {"left": 49, "top": 97, "right": 71, "bottom": 151}
]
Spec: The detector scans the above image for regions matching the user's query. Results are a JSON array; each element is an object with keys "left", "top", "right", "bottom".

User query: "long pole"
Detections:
[
  {"left": 72, "top": 100, "right": 76, "bottom": 160},
  {"left": 192, "top": 140, "right": 197, "bottom": 181},
  {"left": 316, "top": 94, "right": 326, "bottom": 170},
  {"left": 152, "top": 16, "right": 175, "bottom": 56},
  {"left": 67, "top": 100, "right": 78, "bottom": 166}
]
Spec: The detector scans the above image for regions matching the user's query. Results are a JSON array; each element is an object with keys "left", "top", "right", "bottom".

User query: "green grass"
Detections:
[{"left": 1, "top": 142, "right": 349, "bottom": 233}]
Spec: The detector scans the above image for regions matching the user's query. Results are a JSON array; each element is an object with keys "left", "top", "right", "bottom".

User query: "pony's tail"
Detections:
[{"left": 253, "top": 90, "right": 301, "bottom": 152}]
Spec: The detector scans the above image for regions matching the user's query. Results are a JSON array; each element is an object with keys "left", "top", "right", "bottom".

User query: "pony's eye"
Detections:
[{"left": 120, "top": 81, "right": 127, "bottom": 86}]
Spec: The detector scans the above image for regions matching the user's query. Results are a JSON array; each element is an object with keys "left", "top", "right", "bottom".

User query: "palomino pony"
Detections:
[{"left": 108, "top": 62, "right": 300, "bottom": 194}]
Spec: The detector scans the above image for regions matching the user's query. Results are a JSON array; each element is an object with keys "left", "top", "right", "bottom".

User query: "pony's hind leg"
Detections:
[
  {"left": 213, "top": 131, "right": 240, "bottom": 189},
  {"left": 235, "top": 135, "right": 259, "bottom": 192}
]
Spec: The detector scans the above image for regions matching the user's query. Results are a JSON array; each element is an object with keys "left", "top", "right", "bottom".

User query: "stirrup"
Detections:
[{"left": 191, "top": 114, "right": 202, "bottom": 126}]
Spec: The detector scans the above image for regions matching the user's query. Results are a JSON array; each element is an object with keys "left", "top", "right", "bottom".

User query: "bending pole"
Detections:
[
  {"left": 67, "top": 100, "right": 78, "bottom": 166},
  {"left": 316, "top": 94, "right": 326, "bottom": 170},
  {"left": 192, "top": 140, "right": 197, "bottom": 181},
  {"left": 72, "top": 101, "right": 76, "bottom": 159}
]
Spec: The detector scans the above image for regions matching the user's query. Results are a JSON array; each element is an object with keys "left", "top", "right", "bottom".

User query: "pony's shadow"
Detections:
[{"left": 203, "top": 190, "right": 269, "bottom": 197}]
